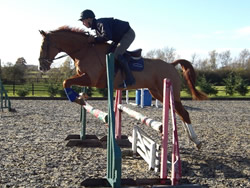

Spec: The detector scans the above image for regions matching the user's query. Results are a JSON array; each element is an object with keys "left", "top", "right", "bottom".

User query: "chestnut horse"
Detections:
[{"left": 39, "top": 26, "right": 207, "bottom": 149}]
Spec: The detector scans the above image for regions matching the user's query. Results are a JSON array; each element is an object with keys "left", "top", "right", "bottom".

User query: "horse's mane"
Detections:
[
  {"left": 48, "top": 25, "right": 110, "bottom": 48},
  {"left": 49, "top": 25, "right": 90, "bottom": 37}
]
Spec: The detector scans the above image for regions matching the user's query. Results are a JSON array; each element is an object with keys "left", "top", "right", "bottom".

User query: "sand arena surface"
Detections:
[{"left": 0, "top": 100, "right": 249, "bottom": 187}]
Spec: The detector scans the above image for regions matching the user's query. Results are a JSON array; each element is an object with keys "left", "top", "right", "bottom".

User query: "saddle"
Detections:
[
  {"left": 125, "top": 49, "right": 144, "bottom": 71},
  {"left": 108, "top": 43, "right": 144, "bottom": 72},
  {"left": 126, "top": 49, "right": 142, "bottom": 58}
]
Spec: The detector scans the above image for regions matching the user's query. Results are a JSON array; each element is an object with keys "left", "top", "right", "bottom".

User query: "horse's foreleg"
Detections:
[
  {"left": 63, "top": 73, "right": 91, "bottom": 105},
  {"left": 63, "top": 73, "right": 91, "bottom": 88},
  {"left": 175, "top": 101, "right": 202, "bottom": 149}
]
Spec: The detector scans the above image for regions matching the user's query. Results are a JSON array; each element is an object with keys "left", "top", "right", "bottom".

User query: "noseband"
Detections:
[{"left": 39, "top": 35, "right": 55, "bottom": 65}]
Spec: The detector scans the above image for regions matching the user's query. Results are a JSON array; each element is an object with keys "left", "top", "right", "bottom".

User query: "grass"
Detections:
[
  {"left": 181, "top": 86, "right": 250, "bottom": 98},
  {"left": 4, "top": 83, "right": 62, "bottom": 97},
  {"left": 2, "top": 83, "right": 250, "bottom": 98}
]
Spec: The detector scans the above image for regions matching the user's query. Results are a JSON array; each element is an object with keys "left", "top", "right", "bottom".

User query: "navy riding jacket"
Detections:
[{"left": 91, "top": 18, "right": 131, "bottom": 43}]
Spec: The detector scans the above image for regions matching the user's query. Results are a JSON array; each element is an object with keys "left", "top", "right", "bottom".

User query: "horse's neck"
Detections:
[
  {"left": 55, "top": 33, "right": 110, "bottom": 80},
  {"left": 54, "top": 33, "right": 109, "bottom": 60},
  {"left": 55, "top": 33, "right": 87, "bottom": 56}
]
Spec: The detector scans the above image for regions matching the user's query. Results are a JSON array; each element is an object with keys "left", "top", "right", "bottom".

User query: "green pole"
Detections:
[
  {"left": 8, "top": 96, "right": 11, "bottom": 111},
  {"left": 0, "top": 79, "right": 3, "bottom": 111},
  {"left": 80, "top": 87, "right": 87, "bottom": 140},
  {"left": 106, "top": 53, "right": 121, "bottom": 188},
  {"left": 0, "top": 78, "right": 12, "bottom": 111}
]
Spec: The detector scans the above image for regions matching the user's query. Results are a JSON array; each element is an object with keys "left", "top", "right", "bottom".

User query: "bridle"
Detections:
[
  {"left": 39, "top": 34, "right": 84, "bottom": 65},
  {"left": 39, "top": 31, "right": 106, "bottom": 71}
]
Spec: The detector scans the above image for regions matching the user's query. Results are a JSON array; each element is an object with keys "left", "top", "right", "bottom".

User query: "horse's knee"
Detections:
[{"left": 63, "top": 79, "right": 70, "bottom": 88}]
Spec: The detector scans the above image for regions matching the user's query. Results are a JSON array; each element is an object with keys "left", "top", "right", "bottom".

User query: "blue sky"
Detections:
[{"left": 0, "top": 0, "right": 249, "bottom": 66}]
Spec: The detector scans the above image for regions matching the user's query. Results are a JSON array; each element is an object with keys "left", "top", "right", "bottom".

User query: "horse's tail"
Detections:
[{"left": 172, "top": 59, "right": 208, "bottom": 100}]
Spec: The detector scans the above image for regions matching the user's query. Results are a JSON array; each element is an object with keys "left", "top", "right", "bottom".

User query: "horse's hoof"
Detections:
[
  {"left": 79, "top": 92, "right": 89, "bottom": 100},
  {"left": 74, "top": 97, "right": 86, "bottom": 105},
  {"left": 196, "top": 141, "right": 202, "bottom": 150}
]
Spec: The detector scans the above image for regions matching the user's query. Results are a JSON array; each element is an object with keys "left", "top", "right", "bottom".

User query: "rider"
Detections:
[{"left": 79, "top": 9, "right": 136, "bottom": 88}]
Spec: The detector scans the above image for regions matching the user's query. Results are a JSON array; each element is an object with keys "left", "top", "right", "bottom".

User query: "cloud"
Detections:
[
  {"left": 176, "top": 48, "right": 209, "bottom": 60},
  {"left": 192, "top": 30, "right": 226, "bottom": 39},
  {"left": 176, "top": 47, "right": 246, "bottom": 60},
  {"left": 213, "top": 31, "right": 225, "bottom": 35},
  {"left": 235, "top": 26, "right": 250, "bottom": 36},
  {"left": 192, "top": 26, "right": 250, "bottom": 41},
  {"left": 192, "top": 33, "right": 211, "bottom": 39}
]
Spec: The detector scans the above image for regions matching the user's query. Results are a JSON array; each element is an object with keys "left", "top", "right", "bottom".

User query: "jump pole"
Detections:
[
  {"left": 167, "top": 79, "right": 182, "bottom": 185},
  {"left": 81, "top": 53, "right": 122, "bottom": 188},
  {"left": 65, "top": 87, "right": 108, "bottom": 147},
  {"left": 115, "top": 79, "right": 182, "bottom": 186},
  {"left": 115, "top": 90, "right": 162, "bottom": 139}
]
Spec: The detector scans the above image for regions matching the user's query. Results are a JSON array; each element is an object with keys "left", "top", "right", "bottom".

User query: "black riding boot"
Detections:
[{"left": 117, "top": 54, "right": 136, "bottom": 88}]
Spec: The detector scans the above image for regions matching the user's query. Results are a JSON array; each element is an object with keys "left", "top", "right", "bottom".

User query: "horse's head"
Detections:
[
  {"left": 38, "top": 30, "right": 60, "bottom": 72},
  {"left": 39, "top": 26, "right": 109, "bottom": 72}
]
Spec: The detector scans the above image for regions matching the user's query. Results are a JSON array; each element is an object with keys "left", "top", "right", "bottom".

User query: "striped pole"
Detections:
[
  {"left": 117, "top": 104, "right": 162, "bottom": 132},
  {"left": 83, "top": 102, "right": 108, "bottom": 124},
  {"left": 140, "top": 88, "right": 144, "bottom": 108},
  {"left": 114, "top": 90, "right": 122, "bottom": 139},
  {"left": 126, "top": 90, "right": 129, "bottom": 104}
]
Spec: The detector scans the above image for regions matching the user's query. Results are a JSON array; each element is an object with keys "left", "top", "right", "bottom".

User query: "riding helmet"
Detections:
[{"left": 79, "top": 9, "right": 95, "bottom": 20}]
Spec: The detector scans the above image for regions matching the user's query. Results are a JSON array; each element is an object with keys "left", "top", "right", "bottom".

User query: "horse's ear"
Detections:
[{"left": 39, "top": 30, "right": 47, "bottom": 37}]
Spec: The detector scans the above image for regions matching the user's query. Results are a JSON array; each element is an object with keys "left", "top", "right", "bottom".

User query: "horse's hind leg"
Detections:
[
  {"left": 148, "top": 88, "right": 163, "bottom": 102},
  {"left": 175, "top": 101, "right": 202, "bottom": 149},
  {"left": 149, "top": 88, "right": 201, "bottom": 149}
]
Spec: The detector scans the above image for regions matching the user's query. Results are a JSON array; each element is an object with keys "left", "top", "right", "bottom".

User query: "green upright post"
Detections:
[
  {"left": 0, "top": 81, "right": 3, "bottom": 111},
  {"left": 66, "top": 87, "right": 103, "bottom": 147},
  {"left": 0, "top": 78, "right": 12, "bottom": 112},
  {"left": 80, "top": 87, "right": 87, "bottom": 140},
  {"left": 106, "top": 53, "right": 122, "bottom": 188}
]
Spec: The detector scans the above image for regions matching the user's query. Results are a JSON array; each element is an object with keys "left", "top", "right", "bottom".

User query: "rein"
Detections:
[
  {"left": 39, "top": 34, "right": 85, "bottom": 63},
  {"left": 53, "top": 48, "right": 81, "bottom": 61},
  {"left": 40, "top": 32, "right": 108, "bottom": 69}
]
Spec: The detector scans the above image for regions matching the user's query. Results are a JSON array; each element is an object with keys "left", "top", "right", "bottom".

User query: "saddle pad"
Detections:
[{"left": 128, "top": 57, "right": 144, "bottom": 71}]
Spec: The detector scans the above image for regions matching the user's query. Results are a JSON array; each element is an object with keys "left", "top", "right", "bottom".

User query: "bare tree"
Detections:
[
  {"left": 218, "top": 50, "right": 232, "bottom": 68},
  {"left": 155, "top": 49, "right": 165, "bottom": 60},
  {"left": 161, "top": 47, "right": 176, "bottom": 63},
  {"left": 238, "top": 49, "right": 250, "bottom": 69},
  {"left": 0, "top": 59, "right": 2, "bottom": 77},
  {"left": 198, "top": 58, "right": 209, "bottom": 70},
  {"left": 145, "top": 50, "right": 156, "bottom": 59},
  {"left": 59, "top": 57, "right": 75, "bottom": 80},
  {"left": 191, "top": 53, "right": 199, "bottom": 68},
  {"left": 144, "top": 47, "right": 177, "bottom": 63},
  {"left": 208, "top": 50, "right": 218, "bottom": 70}
]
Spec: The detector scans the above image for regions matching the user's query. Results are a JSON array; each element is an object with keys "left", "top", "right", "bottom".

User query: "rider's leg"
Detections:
[
  {"left": 117, "top": 54, "right": 136, "bottom": 88},
  {"left": 114, "top": 28, "right": 136, "bottom": 88}
]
